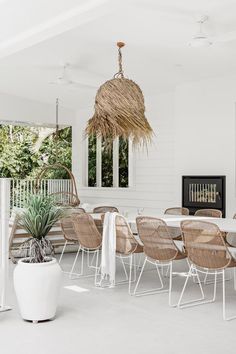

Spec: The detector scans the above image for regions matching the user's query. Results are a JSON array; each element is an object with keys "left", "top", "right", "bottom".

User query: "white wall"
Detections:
[
  {"left": 74, "top": 92, "right": 177, "bottom": 213},
  {"left": 174, "top": 75, "right": 236, "bottom": 217},
  {"left": 2, "top": 77, "right": 236, "bottom": 217},
  {"left": 75, "top": 74, "right": 236, "bottom": 216}
]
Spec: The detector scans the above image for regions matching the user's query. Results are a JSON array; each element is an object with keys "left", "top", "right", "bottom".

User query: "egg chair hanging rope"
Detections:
[
  {"left": 86, "top": 42, "right": 153, "bottom": 147},
  {"left": 35, "top": 99, "right": 80, "bottom": 207}
]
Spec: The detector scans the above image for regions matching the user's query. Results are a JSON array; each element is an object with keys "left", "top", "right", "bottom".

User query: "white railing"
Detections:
[
  {"left": 10, "top": 179, "right": 72, "bottom": 209},
  {"left": 0, "top": 178, "right": 11, "bottom": 311}
]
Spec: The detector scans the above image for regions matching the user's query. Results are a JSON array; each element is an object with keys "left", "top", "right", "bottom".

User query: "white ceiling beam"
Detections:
[{"left": 0, "top": 0, "right": 110, "bottom": 59}]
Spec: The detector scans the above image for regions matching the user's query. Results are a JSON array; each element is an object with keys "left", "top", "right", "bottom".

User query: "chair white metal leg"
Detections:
[
  {"left": 168, "top": 262, "right": 175, "bottom": 307},
  {"left": 58, "top": 241, "right": 67, "bottom": 264},
  {"left": 69, "top": 246, "right": 82, "bottom": 278},
  {"left": 128, "top": 254, "right": 133, "bottom": 294},
  {"left": 94, "top": 250, "right": 101, "bottom": 286},
  {"left": 178, "top": 265, "right": 217, "bottom": 309},
  {"left": 133, "top": 257, "right": 166, "bottom": 296},
  {"left": 97, "top": 253, "right": 136, "bottom": 291},
  {"left": 133, "top": 259, "right": 178, "bottom": 306},
  {"left": 70, "top": 247, "right": 100, "bottom": 280},
  {"left": 234, "top": 267, "right": 236, "bottom": 291},
  {"left": 119, "top": 255, "right": 129, "bottom": 280},
  {"left": 88, "top": 250, "right": 99, "bottom": 269},
  {"left": 222, "top": 269, "right": 236, "bottom": 321},
  {"left": 137, "top": 253, "right": 143, "bottom": 269},
  {"left": 202, "top": 268, "right": 231, "bottom": 285},
  {"left": 115, "top": 254, "right": 137, "bottom": 287}
]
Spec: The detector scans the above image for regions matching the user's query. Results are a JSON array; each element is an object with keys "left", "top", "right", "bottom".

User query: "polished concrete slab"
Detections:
[{"left": 1, "top": 253, "right": 236, "bottom": 354}]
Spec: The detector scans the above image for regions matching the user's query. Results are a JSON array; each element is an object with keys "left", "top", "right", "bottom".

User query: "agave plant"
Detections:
[{"left": 18, "top": 194, "right": 66, "bottom": 263}]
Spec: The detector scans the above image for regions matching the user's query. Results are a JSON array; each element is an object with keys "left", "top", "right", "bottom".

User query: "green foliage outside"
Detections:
[
  {"left": 119, "top": 138, "right": 129, "bottom": 187},
  {"left": 102, "top": 138, "right": 113, "bottom": 187},
  {"left": 0, "top": 124, "right": 72, "bottom": 179},
  {"left": 88, "top": 136, "right": 129, "bottom": 188},
  {"left": 88, "top": 135, "right": 97, "bottom": 187}
]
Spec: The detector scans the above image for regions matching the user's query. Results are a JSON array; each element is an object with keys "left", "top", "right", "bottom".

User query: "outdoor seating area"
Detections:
[{"left": 1, "top": 1, "right": 236, "bottom": 354}]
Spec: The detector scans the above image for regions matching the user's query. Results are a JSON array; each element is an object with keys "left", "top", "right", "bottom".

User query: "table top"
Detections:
[{"left": 90, "top": 213, "right": 236, "bottom": 233}]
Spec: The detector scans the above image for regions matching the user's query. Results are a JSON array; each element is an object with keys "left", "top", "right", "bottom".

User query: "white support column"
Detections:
[
  {"left": 128, "top": 139, "right": 134, "bottom": 188},
  {"left": 113, "top": 137, "right": 119, "bottom": 188},
  {"left": 96, "top": 137, "right": 102, "bottom": 188},
  {"left": 0, "top": 178, "right": 12, "bottom": 312}
]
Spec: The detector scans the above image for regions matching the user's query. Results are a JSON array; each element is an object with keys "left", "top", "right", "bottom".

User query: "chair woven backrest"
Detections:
[
  {"left": 164, "top": 207, "right": 189, "bottom": 239},
  {"left": 194, "top": 209, "right": 222, "bottom": 218},
  {"left": 181, "top": 220, "right": 231, "bottom": 269},
  {"left": 93, "top": 206, "right": 119, "bottom": 213},
  {"left": 115, "top": 215, "right": 138, "bottom": 255},
  {"left": 67, "top": 207, "right": 86, "bottom": 214},
  {"left": 60, "top": 216, "right": 78, "bottom": 242},
  {"left": 136, "top": 216, "right": 178, "bottom": 262},
  {"left": 164, "top": 207, "right": 189, "bottom": 215},
  {"left": 226, "top": 213, "right": 236, "bottom": 247},
  {"left": 60, "top": 208, "right": 86, "bottom": 241},
  {"left": 71, "top": 214, "right": 102, "bottom": 249}
]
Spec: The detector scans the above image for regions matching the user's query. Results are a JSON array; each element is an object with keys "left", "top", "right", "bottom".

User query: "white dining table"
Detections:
[
  {"left": 91, "top": 213, "right": 236, "bottom": 233},
  {"left": 91, "top": 212, "right": 236, "bottom": 257}
]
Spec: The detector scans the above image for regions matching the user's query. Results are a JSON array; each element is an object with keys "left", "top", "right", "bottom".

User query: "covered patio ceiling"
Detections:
[{"left": 0, "top": 0, "right": 236, "bottom": 108}]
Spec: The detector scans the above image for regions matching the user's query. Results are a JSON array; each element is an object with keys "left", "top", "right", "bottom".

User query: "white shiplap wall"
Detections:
[{"left": 73, "top": 91, "right": 177, "bottom": 214}]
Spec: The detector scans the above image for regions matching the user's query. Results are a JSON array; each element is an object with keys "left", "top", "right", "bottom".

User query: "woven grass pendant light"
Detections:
[{"left": 86, "top": 42, "right": 153, "bottom": 147}]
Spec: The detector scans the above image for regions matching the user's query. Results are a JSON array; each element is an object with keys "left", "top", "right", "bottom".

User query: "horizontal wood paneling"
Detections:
[{"left": 76, "top": 92, "right": 177, "bottom": 214}]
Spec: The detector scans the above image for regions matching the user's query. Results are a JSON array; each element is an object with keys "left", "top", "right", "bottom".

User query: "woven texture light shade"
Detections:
[{"left": 86, "top": 42, "right": 153, "bottom": 146}]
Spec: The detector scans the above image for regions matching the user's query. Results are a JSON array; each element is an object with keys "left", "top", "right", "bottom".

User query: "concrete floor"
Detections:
[{"left": 1, "top": 253, "right": 236, "bottom": 354}]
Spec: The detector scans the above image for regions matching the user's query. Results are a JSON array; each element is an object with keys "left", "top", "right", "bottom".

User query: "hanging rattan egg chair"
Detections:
[{"left": 35, "top": 99, "right": 80, "bottom": 207}]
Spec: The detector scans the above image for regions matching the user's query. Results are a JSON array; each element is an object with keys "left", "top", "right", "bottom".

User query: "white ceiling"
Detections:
[{"left": 1, "top": 0, "right": 236, "bottom": 109}]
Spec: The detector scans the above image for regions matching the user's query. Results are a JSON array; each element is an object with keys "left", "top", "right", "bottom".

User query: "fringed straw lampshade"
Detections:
[{"left": 86, "top": 42, "right": 153, "bottom": 147}]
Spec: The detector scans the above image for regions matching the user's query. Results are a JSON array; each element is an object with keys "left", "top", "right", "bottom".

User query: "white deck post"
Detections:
[{"left": 0, "top": 178, "right": 12, "bottom": 312}]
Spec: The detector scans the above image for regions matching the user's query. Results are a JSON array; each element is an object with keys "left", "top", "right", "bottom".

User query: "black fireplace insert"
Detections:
[{"left": 182, "top": 175, "right": 226, "bottom": 217}]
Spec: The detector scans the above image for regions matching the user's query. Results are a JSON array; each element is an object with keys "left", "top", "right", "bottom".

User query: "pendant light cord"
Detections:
[{"left": 114, "top": 42, "right": 125, "bottom": 78}]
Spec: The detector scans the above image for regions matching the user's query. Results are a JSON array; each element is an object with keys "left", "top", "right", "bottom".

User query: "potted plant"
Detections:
[{"left": 13, "top": 194, "right": 65, "bottom": 323}]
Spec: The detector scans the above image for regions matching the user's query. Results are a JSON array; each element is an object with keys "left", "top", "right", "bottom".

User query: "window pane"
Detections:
[
  {"left": 88, "top": 135, "right": 97, "bottom": 187},
  {"left": 101, "top": 139, "right": 113, "bottom": 187},
  {"left": 119, "top": 138, "right": 129, "bottom": 187}
]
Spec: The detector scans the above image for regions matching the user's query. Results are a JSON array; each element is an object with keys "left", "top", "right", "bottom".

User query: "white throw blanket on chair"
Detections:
[{"left": 100, "top": 212, "right": 117, "bottom": 287}]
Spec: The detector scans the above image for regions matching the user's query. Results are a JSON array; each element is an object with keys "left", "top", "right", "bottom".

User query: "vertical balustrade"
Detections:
[
  {"left": 9, "top": 179, "right": 71, "bottom": 209},
  {"left": 0, "top": 178, "right": 12, "bottom": 312}
]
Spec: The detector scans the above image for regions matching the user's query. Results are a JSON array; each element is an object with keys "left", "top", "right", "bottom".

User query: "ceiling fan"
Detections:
[
  {"left": 49, "top": 63, "right": 96, "bottom": 89},
  {"left": 189, "top": 16, "right": 212, "bottom": 47},
  {"left": 190, "top": 15, "right": 236, "bottom": 47}
]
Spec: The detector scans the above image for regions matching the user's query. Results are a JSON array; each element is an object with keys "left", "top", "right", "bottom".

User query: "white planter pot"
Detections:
[{"left": 13, "top": 257, "right": 62, "bottom": 322}]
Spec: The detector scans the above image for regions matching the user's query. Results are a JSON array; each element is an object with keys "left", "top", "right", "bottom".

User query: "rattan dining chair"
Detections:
[
  {"left": 59, "top": 207, "right": 86, "bottom": 264},
  {"left": 134, "top": 217, "right": 186, "bottom": 306},
  {"left": 73, "top": 207, "right": 86, "bottom": 213},
  {"left": 64, "top": 213, "right": 102, "bottom": 283},
  {"left": 164, "top": 207, "right": 189, "bottom": 215},
  {"left": 164, "top": 207, "right": 189, "bottom": 240},
  {"left": 100, "top": 214, "right": 143, "bottom": 293},
  {"left": 194, "top": 209, "right": 222, "bottom": 218},
  {"left": 93, "top": 206, "right": 119, "bottom": 214},
  {"left": 93, "top": 206, "right": 119, "bottom": 213},
  {"left": 178, "top": 220, "right": 236, "bottom": 320},
  {"left": 226, "top": 214, "right": 236, "bottom": 247}
]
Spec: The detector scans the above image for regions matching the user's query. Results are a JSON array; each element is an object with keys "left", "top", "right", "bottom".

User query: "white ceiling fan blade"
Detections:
[
  {"left": 214, "top": 30, "right": 236, "bottom": 43},
  {"left": 71, "top": 82, "right": 97, "bottom": 89},
  {"left": 49, "top": 79, "right": 96, "bottom": 89},
  {"left": 49, "top": 63, "right": 97, "bottom": 89}
]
